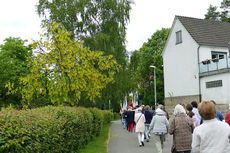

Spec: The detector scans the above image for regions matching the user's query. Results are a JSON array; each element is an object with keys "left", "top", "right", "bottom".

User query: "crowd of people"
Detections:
[{"left": 121, "top": 100, "right": 230, "bottom": 153}]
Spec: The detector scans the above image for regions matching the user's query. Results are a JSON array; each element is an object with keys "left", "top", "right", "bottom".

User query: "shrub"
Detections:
[{"left": 0, "top": 106, "right": 112, "bottom": 153}]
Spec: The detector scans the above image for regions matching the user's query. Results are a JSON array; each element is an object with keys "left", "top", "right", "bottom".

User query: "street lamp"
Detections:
[{"left": 150, "top": 65, "right": 156, "bottom": 106}]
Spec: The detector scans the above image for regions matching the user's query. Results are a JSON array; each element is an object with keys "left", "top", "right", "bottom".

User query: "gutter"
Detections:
[{"left": 197, "top": 45, "right": 201, "bottom": 102}]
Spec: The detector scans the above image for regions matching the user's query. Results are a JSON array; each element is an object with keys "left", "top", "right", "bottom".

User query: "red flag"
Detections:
[{"left": 129, "top": 100, "right": 133, "bottom": 108}]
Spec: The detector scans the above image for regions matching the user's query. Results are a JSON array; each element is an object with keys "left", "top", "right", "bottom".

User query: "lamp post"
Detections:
[{"left": 150, "top": 65, "right": 156, "bottom": 106}]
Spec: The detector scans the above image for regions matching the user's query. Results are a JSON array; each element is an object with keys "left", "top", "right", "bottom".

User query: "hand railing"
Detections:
[{"left": 199, "top": 57, "right": 229, "bottom": 73}]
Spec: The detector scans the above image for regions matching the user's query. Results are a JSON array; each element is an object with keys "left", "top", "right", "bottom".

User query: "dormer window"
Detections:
[{"left": 176, "top": 30, "right": 182, "bottom": 44}]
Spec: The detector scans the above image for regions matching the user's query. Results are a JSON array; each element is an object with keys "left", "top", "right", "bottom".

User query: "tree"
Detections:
[
  {"left": 0, "top": 37, "right": 32, "bottom": 107},
  {"left": 205, "top": 1, "right": 230, "bottom": 22},
  {"left": 36, "top": 0, "right": 132, "bottom": 110},
  {"left": 36, "top": 0, "right": 131, "bottom": 54},
  {"left": 7, "top": 23, "right": 120, "bottom": 106},
  {"left": 128, "top": 50, "right": 140, "bottom": 92},
  {"left": 205, "top": 5, "right": 220, "bottom": 21},
  {"left": 220, "top": 0, "right": 230, "bottom": 22},
  {"left": 133, "top": 28, "right": 170, "bottom": 106}
]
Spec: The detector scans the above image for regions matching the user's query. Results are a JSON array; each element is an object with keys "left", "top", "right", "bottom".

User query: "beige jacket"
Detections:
[{"left": 135, "top": 112, "right": 146, "bottom": 133}]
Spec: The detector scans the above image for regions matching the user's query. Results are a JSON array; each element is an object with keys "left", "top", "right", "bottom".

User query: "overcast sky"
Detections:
[{"left": 0, "top": 0, "right": 222, "bottom": 52}]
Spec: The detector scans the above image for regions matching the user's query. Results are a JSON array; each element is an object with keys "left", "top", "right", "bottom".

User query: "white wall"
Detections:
[
  {"left": 199, "top": 46, "right": 228, "bottom": 62},
  {"left": 163, "top": 18, "right": 200, "bottom": 98},
  {"left": 199, "top": 46, "right": 230, "bottom": 104},
  {"left": 200, "top": 73, "right": 230, "bottom": 104}
]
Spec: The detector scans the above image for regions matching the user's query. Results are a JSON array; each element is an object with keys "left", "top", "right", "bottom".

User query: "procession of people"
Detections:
[{"left": 120, "top": 100, "right": 230, "bottom": 153}]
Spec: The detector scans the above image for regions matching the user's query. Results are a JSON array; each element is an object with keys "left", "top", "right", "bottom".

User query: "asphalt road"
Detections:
[{"left": 108, "top": 120, "right": 173, "bottom": 153}]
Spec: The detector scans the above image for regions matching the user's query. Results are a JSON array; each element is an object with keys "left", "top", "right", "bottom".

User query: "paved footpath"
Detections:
[{"left": 108, "top": 120, "right": 173, "bottom": 153}]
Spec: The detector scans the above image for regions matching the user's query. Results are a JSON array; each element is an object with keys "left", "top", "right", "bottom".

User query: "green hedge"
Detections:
[{"left": 0, "top": 106, "right": 112, "bottom": 153}]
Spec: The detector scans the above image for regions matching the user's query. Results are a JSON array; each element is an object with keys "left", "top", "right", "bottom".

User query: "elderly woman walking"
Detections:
[
  {"left": 169, "top": 104, "right": 194, "bottom": 153},
  {"left": 135, "top": 107, "right": 146, "bottom": 147},
  {"left": 148, "top": 108, "right": 169, "bottom": 153},
  {"left": 192, "top": 101, "right": 230, "bottom": 153}
]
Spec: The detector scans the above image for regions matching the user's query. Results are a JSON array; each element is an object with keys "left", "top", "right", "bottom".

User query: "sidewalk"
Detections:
[{"left": 108, "top": 120, "right": 173, "bottom": 153}]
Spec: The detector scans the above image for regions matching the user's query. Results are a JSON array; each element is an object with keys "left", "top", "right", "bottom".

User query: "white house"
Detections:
[{"left": 162, "top": 16, "right": 230, "bottom": 105}]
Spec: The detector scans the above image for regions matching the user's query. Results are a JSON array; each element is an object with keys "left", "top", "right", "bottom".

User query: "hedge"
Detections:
[{"left": 0, "top": 106, "right": 112, "bottom": 153}]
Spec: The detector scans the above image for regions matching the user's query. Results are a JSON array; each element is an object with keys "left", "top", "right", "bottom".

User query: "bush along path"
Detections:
[
  {"left": 0, "top": 106, "right": 112, "bottom": 153},
  {"left": 108, "top": 120, "right": 173, "bottom": 153}
]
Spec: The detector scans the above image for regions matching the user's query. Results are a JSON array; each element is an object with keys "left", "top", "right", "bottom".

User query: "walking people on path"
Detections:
[
  {"left": 127, "top": 107, "right": 135, "bottom": 132},
  {"left": 192, "top": 101, "right": 230, "bottom": 153},
  {"left": 148, "top": 108, "right": 169, "bottom": 153},
  {"left": 191, "top": 101, "right": 202, "bottom": 122},
  {"left": 158, "top": 104, "right": 169, "bottom": 120},
  {"left": 186, "top": 104, "right": 200, "bottom": 127},
  {"left": 150, "top": 105, "right": 156, "bottom": 116},
  {"left": 144, "top": 105, "right": 153, "bottom": 142},
  {"left": 225, "top": 113, "right": 230, "bottom": 126},
  {"left": 169, "top": 104, "right": 194, "bottom": 153},
  {"left": 122, "top": 109, "right": 128, "bottom": 129},
  {"left": 135, "top": 107, "right": 146, "bottom": 147},
  {"left": 200, "top": 100, "right": 224, "bottom": 124}
]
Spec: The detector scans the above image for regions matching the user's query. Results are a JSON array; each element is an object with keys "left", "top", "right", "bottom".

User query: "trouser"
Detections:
[
  {"left": 122, "top": 118, "right": 127, "bottom": 128},
  {"left": 137, "top": 132, "right": 144, "bottom": 145},
  {"left": 153, "top": 134, "right": 165, "bottom": 153},
  {"left": 144, "top": 124, "right": 150, "bottom": 140},
  {"left": 128, "top": 123, "right": 133, "bottom": 132}
]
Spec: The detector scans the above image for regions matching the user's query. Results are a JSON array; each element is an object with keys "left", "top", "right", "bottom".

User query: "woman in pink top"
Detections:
[{"left": 186, "top": 104, "right": 200, "bottom": 127}]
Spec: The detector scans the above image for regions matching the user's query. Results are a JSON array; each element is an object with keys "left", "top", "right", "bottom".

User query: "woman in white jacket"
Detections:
[
  {"left": 135, "top": 107, "right": 146, "bottom": 147},
  {"left": 148, "top": 108, "right": 169, "bottom": 153},
  {"left": 192, "top": 101, "right": 230, "bottom": 153}
]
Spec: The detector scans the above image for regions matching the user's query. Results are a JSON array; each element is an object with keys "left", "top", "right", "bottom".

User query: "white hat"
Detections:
[{"left": 138, "top": 107, "right": 142, "bottom": 111}]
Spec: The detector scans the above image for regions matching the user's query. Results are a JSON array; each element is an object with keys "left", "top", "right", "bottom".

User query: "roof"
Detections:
[{"left": 176, "top": 16, "right": 230, "bottom": 47}]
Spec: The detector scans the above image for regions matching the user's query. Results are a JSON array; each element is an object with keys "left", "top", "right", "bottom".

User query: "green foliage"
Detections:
[
  {"left": 0, "top": 106, "right": 112, "bottom": 153},
  {"left": 0, "top": 37, "right": 32, "bottom": 107},
  {"left": 36, "top": 0, "right": 131, "bottom": 46},
  {"left": 7, "top": 23, "right": 120, "bottom": 106},
  {"left": 112, "top": 112, "right": 121, "bottom": 121},
  {"left": 36, "top": 0, "right": 133, "bottom": 111},
  {"left": 205, "top": 5, "right": 220, "bottom": 21},
  {"left": 89, "top": 108, "right": 103, "bottom": 137},
  {"left": 205, "top": 1, "right": 230, "bottom": 22},
  {"left": 130, "top": 28, "right": 170, "bottom": 105}
]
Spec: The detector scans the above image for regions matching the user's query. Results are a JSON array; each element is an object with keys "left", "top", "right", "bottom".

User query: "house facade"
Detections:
[{"left": 162, "top": 16, "right": 230, "bottom": 105}]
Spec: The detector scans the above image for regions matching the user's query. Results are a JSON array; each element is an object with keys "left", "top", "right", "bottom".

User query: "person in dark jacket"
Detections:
[
  {"left": 150, "top": 105, "right": 156, "bottom": 116},
  {"left": 144, "top": 105, "right": 153, "bottom": 142},
  {"left": 127, "top": 107, "right": 135, "bottom": 132}
]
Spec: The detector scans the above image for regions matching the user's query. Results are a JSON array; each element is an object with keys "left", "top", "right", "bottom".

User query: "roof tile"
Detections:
[{"left": 176, "top": 16, "right": 230, "bottom": 47}]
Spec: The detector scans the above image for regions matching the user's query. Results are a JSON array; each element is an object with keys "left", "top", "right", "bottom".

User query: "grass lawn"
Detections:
[{"left": 79, "top": 122, "right": 112, "bottom": 153}]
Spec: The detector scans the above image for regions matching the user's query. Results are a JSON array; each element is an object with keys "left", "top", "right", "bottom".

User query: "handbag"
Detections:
[{"left": 171, "top": 118, "right": 177, "bottom": 153}]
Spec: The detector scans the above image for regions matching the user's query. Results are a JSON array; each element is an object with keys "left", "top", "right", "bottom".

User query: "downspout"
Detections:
[{"left": 197, "top": 45, "right": 201, "bottom": 102}]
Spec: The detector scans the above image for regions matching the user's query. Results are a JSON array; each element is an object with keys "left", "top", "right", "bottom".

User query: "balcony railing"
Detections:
[{"left": 199, "top": 58, "right": 230, "bottom": 73}]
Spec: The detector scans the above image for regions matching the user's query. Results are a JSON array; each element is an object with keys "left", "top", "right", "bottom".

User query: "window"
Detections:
[
  {"left": 211, "top": 51, "right": 227, "bottom": 62},
  {"left": 206, "top": 80, "right": 222, "bottom": 88},
  {"left": 176, "top": 30, "right": 182, "bottom": 44}
]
